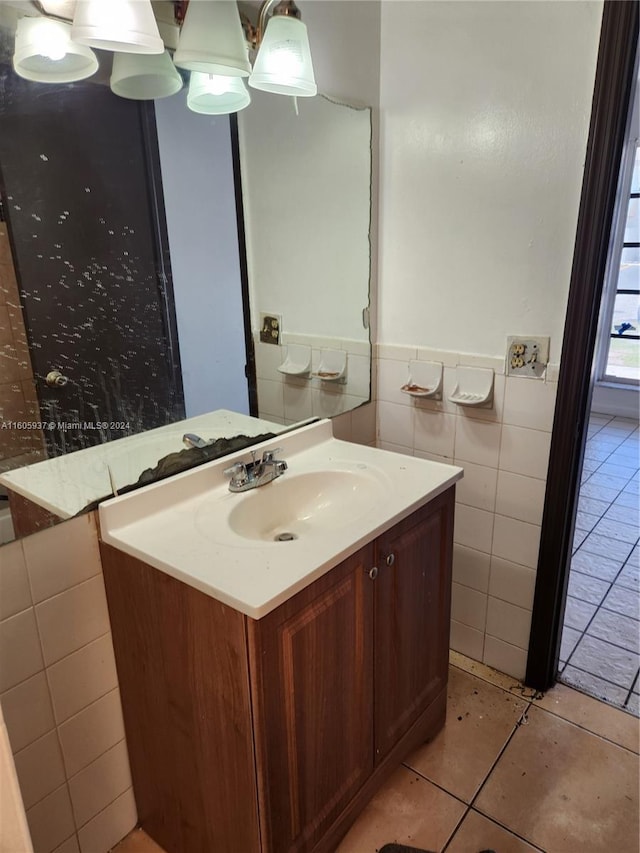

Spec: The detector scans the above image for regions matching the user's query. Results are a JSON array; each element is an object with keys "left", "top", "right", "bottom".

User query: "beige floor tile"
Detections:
[
  {"left": 336, "top": 765, "right": 465, "bottom": 853},
  {"left": 446, "top": 809, "right": 542, "bottom": 852},
  {"left": 111, "top": 828, "right": 166, "bottom": 852},
  {"left": 475, "top": 705, "right": 640, "bottom": 853},
  {"left": 404, "top": 667, "right": 527, "bottom": 802},
  {"left": 449, "top": 650, "right": 538, "bottom": 699},
  {"left": 536, "top": 681, "right": 639, "bottom": 754}
]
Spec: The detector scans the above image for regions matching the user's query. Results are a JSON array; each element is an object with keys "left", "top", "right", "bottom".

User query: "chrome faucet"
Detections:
[
  {"left": 183, "top": 433, "right": 208, "bottom": 449},
  {"left": 224, "top": 448, "right": 287, "bottom": 492}
]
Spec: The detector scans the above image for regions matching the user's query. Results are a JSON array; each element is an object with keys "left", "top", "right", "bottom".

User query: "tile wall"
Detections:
[
  {"left": 254, "top": 334, "right": 371, "bottom": 425},
  {"left": 375, "top": 343, "right": 559, "bottom": 679},
  {"left": 0, "top": 513, "right": 137, "bottom": 853}
]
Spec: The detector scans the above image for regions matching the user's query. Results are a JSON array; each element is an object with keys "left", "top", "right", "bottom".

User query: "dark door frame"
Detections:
[{"left": 526, "top": 0, "right": 639, "bottom": 690}]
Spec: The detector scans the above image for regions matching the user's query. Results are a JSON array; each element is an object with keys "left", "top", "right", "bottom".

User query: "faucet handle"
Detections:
[
  {"left": 223, "top": 462, "right": 248, "bottom": 484},
  {"left": 261, "top": 447, "right": 283, "bottom": 463}
]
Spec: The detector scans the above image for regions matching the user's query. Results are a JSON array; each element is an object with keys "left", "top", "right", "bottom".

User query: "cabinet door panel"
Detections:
[
  {"left": 374, "top": 489, "right": 454, "bottom": 762},
  {"left": 250, "top": 546, "right": 374, "bottom": 853}
]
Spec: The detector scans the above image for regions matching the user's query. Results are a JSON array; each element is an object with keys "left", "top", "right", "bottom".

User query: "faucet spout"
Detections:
[{"left": 224, "top": 448, "right": 287, "bottom": 492}]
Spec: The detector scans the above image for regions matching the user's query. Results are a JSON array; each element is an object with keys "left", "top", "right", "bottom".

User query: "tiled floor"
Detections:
[
  {"left": 112, "top": 652, "right": 640, "bottom": 853},
  {"left": 560, "top": 413, "right": 639, "bottom": 716}
]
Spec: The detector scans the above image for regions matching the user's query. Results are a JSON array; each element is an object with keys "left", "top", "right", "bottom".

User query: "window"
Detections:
[{"left": 596, "top": 78, "right": 640, "bottom": 386}]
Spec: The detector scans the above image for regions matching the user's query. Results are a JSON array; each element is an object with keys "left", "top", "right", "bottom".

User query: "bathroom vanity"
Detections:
[{"left": 98, "top": 420, "right": 462, "bottom": 853}]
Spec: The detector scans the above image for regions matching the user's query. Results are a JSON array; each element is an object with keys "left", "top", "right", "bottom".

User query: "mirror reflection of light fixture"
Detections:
[
  {"left": 110, "top": 50, "right": 184, "bottom": 100},
  {"left": 13, "top": 17, "right": 99, "bottom": 83},
  {"left": 71, "top": 0, "right": 164, "bottom": 54},
  {"left": 248, "top": 0, "right": 316, "bottom": 97},
  {"left": 187, "top": 71, "right": 251, "bottom": 115},
  {"left": 173, "top": 1, "right": 251, "bottom": 78}
]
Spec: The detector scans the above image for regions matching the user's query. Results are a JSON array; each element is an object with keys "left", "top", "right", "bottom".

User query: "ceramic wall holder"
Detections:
[
  {"left": 313, "top": 349, "right": 347, "bottom": 383},
  {"left": 400, "top": 360, "right": 443, "bottom": 400},
  {"left": 449, "top": 366, "right": 494, "bottom": 408},
  {"left": 278, "top": 344, "right": 312, "bottom": 377}
]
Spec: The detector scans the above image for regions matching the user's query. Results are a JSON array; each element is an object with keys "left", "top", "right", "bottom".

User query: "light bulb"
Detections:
[
  {"left": 34, "top": 20, "right": 68, "bottom": 61},
  {"left": 204, "top": 74, "right": 233, "bottom": 96}
]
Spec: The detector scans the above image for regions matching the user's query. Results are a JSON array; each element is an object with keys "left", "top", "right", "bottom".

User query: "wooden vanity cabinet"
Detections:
[{"left": 100, "top": 486, "right": 454, "bottom": 853}]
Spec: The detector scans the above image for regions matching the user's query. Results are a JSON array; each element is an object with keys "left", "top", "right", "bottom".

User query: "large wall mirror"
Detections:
[{"left": 0, "top": 4, "right": 372, "bottom": 545}]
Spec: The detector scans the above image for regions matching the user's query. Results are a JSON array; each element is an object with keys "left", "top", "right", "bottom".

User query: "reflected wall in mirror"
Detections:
[
  {"left": 239, "top": 92, "right": 372, "bottom": 424},
  {"left": 0, "top": 7, "right": 373, "bottom": 545}
]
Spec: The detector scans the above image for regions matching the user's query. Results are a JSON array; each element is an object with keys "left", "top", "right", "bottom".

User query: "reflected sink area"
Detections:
[
  {"left": 215, "top": 468, "right": 388, "bottom": 543},
  {"left": 100, "top": 418, "right": 463, "bottom": 618}
]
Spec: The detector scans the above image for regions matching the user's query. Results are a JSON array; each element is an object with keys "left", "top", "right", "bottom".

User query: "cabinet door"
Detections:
[
  {"left": 248, "top": 545, "right": 375, "bottom": 853},
  {"left": 374, "top": 488, "right": 454, "bottom": 763}
]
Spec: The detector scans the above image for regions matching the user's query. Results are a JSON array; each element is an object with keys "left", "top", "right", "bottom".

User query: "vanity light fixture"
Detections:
[
  {"left": 13, "top": 16, "right": 99, "bottom": 83},
  {"left": 71, "top": 0, "right": 164, "bottom": 55},
  {"left": 110, "top": 50, "right": 184, "bottom": 100},
  {"left": 248, "top": 0, "right": 317, "bottom": 97},
  {"left": 187, "top": 71, "right": 251, "bottom": 115},
  {"left": 173, "top": 1, "right": 251, "bottom": 78}
]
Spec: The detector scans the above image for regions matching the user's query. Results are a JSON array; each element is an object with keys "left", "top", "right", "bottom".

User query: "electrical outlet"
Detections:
[
  {"left": 506, "top": 336, "right": 549, "bottom": 379},
  {"left": 259, "top": 313, "right": 281, "bottom": 345}
]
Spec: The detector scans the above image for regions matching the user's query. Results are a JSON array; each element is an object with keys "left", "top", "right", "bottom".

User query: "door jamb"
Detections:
[{"left": 525, "top": 1, "right": 639, "bottom": 690}]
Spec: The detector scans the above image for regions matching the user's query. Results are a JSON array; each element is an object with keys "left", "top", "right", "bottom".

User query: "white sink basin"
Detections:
[
  {"left": 225, "top": 469, "right": 387, "bottom": 542},
  {"left": 99, "top": 419, "right": 463, "bottom": 618}
]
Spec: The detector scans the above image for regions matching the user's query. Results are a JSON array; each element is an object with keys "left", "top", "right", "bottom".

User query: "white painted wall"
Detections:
[
  {"left": 375, "top": 0, "right": 604, "bottom": 677},
  {"left": 154, "top": 94, "right": 249, "bottom": 417},
  {"left": 378, "top": 0, "right": 603, "bottom": 364}
]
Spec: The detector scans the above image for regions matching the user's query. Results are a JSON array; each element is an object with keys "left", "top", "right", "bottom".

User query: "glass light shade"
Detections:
[
  {"left": 187, "top": 72, "right": 250, "bottom": 115},
  {"left": 71, "top": 0, "right": 164, "bottom": 54},
  {"left": 13, "top": 17, "right": 99, "bottom": 83},
  {"left": 174, "top": 1, "right": 250, "bottom": 77},
  {"left": 111, "top": 50, "right": 183, "bottom": 100},
  {"left": 249, "top": 15, "right": 316, "bottom": 97}
]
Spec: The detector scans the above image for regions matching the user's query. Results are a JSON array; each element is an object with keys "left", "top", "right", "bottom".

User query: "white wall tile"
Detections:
[
  {"left": 414, "top": 450, "right": 450, "bottom": 464},
  {"left": 499, "top": 425, "right": 551, "bottom": 479},
  {"left": 377, "top": 357, "right": 411, "bottom": 406},
  {"left": 413, "top": 409, "right": 456, "bottom": 458},
  {"left": 488, "top": 557, "right": 537, "bottom": 610},
  {"left": 454, "top": 417, "right": 501, "bottom": 468},
  {"left": 377, "top": 440, "right": 414, "bottom": 456},
  {"left": 492, "top": 515, "right": 541, "bottom": 570},
  {"left": 0, "top": 608, "right": 44, "bottom": 692},
  {"left": 495, "top": 470, "right": 547, "bottom": 525},
  {"left": 0, "top": 672, "right": 55, "bottom": 753},
  {"left": 347, "top": 353, "right": 372, "bottom": 399},
  {"left": 36, "top": 577, "right": 111, "bottom": 667},
  {"left": 485, "top": 597, "right": 532, "bottom": 649},
  {"left": 454, "top": 504, "right": 494, "bottom": 554},
  {"left": 58, "top": 689, "right": 126, "bottom": 779},
  {"left": 282, "top": 382, "right": 313, "bottom": 423},
  {"left": 14, "top": 730, "right": 67, "bottom": 810},
  {"left": 450, "top": 583, "right": 487, "bottom": 632},
  {"left": 68, "top": 740, "right": 132, "bottom": 829},
  {"left": 254, "top": 341, "right": 283, "bottom": 379},
  {"left": 376, "top": 343, "right": 417, "bottom": 361},
  {"left": 503, "top": 376, "right": 557, "bottom": 432},
  {"left": 0, "top": 539, "right": 31, "bottom": 620},
  {"left": 26, "top": 784, "right": 76, "bottom": 853},
  {"left": 377, "top": 400, "right": 414, "bottom": 448},
  {"left": 312, "top": 388, "right": 362, "bottom": 419},
  {"left": 77, "top": 788, "right": 137, "bottom": 853},
  {"left": 47, "top": 635, "right": 119, "bottom": 725},
  {"left": 449, "top": 620, "right": 485, "bottom": 660},
  {"left": 331, "top": 411, "right": 353, "bottom": 441},
  {"left": 24, "top": 515, "right": 102, "bottom": 605},
  {"left": 483, "top": 636, "right": 528, "bottom": 681},
  {"left": 452, "top": 545, "right": 491, "bottom": 593},
  {"left": 454, "top": 461, "right": 498, "bottom": 512},
  {"left": 256, "top": 378, "right": 284, "bottom": 420}
]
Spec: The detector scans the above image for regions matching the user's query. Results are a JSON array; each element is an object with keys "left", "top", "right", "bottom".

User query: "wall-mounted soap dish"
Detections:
[
  {"left": 400, "top": 360, "right": 443, "bottom": 400},
  {"left": 313, "top": 349, "right": 347, "bottom": 383},
  {"left": 278, "top": 344, "right": 312, "bottom": 377},
  {"left": 449, "top": 366, "right": 494, "bottom": 408}
]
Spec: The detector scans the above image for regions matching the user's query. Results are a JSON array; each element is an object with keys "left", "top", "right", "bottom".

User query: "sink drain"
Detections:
[{"left": 274, "top": 531, "right": 297, "bottom": 542}]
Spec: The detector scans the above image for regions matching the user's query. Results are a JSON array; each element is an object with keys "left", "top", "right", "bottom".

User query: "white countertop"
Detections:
[
  {"left": 99, "top": 419, "right": 463, "bottom": 619},
  {"left": 0, "top": 410, "right": 282, "bottom": 520}
]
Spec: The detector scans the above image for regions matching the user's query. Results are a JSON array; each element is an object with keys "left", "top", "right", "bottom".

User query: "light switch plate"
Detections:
[{"left": 506, "top": 336, "right": 550, "bottom": 379}]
